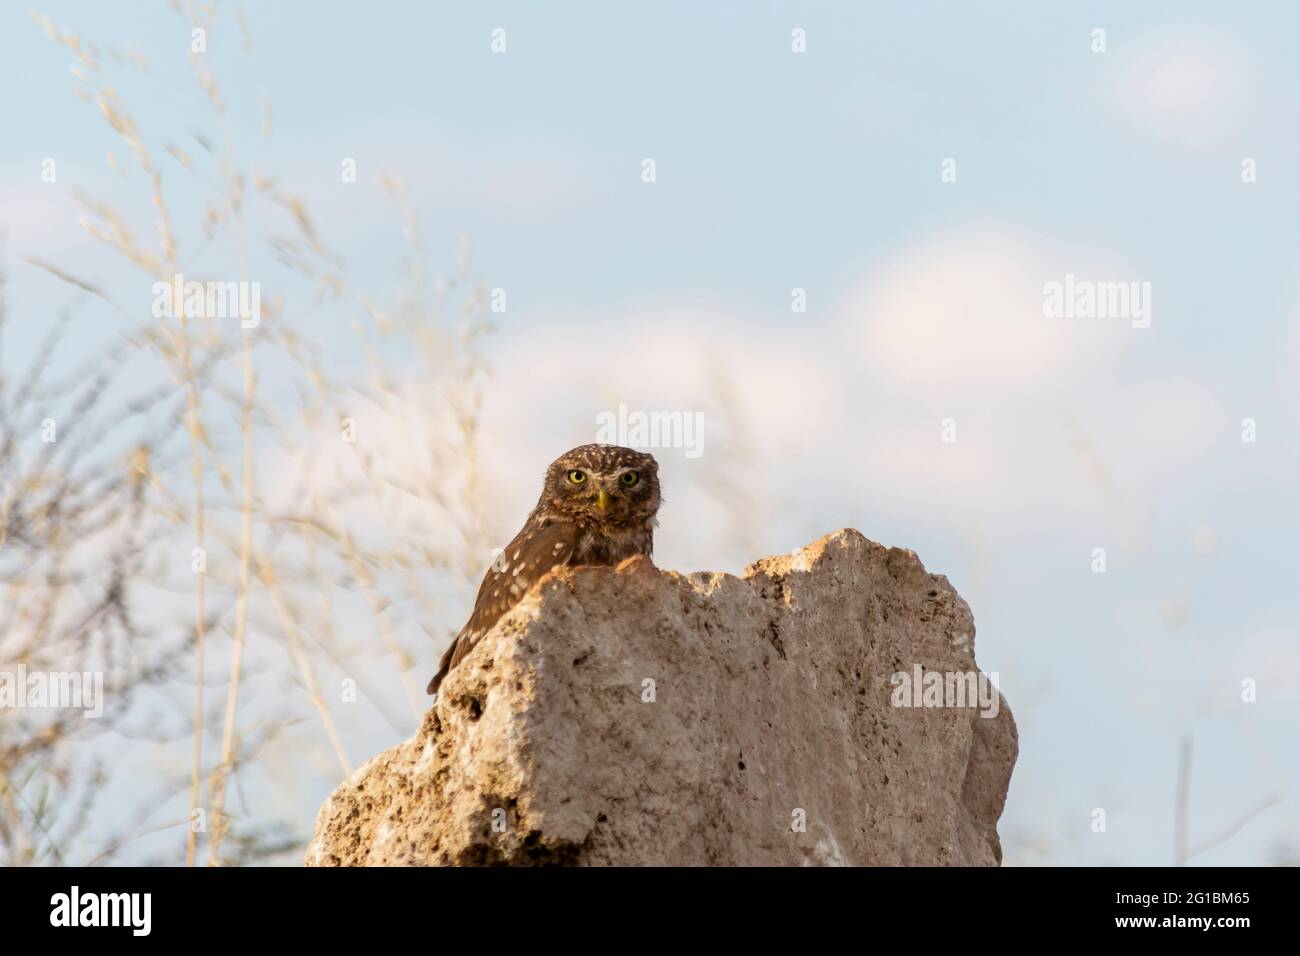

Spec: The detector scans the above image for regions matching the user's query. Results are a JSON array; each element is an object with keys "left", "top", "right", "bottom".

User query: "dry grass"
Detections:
[{"left": 2, "top": 3, "right": 494, "bottom": 865}]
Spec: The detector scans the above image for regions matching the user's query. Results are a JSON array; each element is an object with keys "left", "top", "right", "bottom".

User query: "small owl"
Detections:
[{"left": 426, "top": 444, "right": 661, "bottom": 696}]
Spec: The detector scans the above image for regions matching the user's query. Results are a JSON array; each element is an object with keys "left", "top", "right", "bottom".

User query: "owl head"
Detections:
[{"left": 540, "top": 444, "right": 661, "bottom": 527}]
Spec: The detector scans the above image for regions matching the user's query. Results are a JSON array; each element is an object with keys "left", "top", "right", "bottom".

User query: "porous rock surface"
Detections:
[{"left": 305, "top": 530, "right": 1017, "bottom": 866}]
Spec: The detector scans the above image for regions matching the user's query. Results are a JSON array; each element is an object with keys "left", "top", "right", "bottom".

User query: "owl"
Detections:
[{"left": 426, "top": 444, "right": 661, "bottom": 696}]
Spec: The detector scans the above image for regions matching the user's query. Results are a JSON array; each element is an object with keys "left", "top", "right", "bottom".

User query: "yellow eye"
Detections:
[
  {"left": 567, "top": 469, "right": 586, "bottom": 484},
  {"left": 620, "top": 471, "right": 639, "bottom": 486}
]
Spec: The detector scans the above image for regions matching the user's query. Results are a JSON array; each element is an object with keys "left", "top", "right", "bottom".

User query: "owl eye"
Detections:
[
  {"left": 620, "top": 471, "right": 639, "bottom": 486},
  {"left": 566, "top": 469, "right": 586, "bottom": 484}
]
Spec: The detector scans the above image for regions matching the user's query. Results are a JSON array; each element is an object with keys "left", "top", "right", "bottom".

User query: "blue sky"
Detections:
[{"left": 2, "top": 2, "right": 1298, "bottom": 865}]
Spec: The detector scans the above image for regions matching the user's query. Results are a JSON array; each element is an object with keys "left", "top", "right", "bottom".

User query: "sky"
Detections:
[{"left": 2, "top": 1, "right": 1298, "bottom": 865}]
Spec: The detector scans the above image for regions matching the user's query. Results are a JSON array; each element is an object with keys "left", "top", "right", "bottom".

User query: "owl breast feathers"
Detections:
[{"left": 427, "top": 444, "right": 661, "bottom": 696}]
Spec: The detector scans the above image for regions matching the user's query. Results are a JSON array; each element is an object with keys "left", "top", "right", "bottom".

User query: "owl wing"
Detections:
[{"left": 426, "top": 518, "right": 578, "bottom": 696}]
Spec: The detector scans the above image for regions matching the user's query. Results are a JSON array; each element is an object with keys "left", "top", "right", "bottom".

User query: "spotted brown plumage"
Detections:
[{"left": 426, "top": 444, "right": 661, "bottom": 696}]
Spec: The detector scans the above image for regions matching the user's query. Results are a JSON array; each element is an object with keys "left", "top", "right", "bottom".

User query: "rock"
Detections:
[{"left": 304, "top": 529, "right": 1017, "bottom": 866}]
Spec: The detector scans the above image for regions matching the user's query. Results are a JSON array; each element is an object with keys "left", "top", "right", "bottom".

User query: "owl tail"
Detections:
[{"left": 426, "top": 639, "right": 457, "bottom": 696}]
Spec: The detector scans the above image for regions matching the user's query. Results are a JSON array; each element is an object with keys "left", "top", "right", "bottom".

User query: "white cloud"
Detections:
[
  {"left": 262, "top": 236, "right": 1235, "bottom": 568},
  {"left": 1113, "top": 32, "right": 1248, "bottom": 141},
  {"left": 0, "top": 180, "right": 83, "bottom": 248},
  {"left": 823, "top": 227, "right": 1240, "bottom": 540},
  {"left": 850, "top": 229, "right": 1124, "bottom": 398}
]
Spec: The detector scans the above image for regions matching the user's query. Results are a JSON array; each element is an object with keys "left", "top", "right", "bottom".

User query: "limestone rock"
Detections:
[{"left": 305, "top": 529, "right": 1017, "bottom": 866}]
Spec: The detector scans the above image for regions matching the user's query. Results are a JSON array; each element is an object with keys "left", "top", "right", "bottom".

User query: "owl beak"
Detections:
[{"left": 597, "top": 488, "right": 611, "bottom": 512}]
